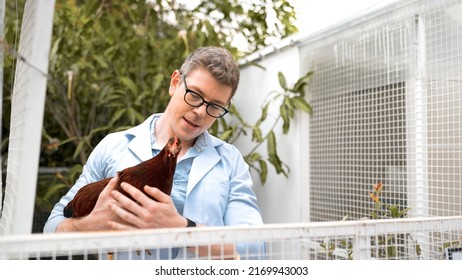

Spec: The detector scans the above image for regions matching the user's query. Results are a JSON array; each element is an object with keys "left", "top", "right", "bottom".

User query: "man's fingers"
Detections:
[
  {"left": 118, "top": 182, "right": 165, "bottom": 206},
  {"left": 107, "top": 220, "right": 135, "bottom": 231},
  {"left": 100, "top": 174, "right": 119, "bottom": 197},
  {"left": 106, "top": 174, "right": 119, "bottom": 191},
  {"left": 109, "top": 203, "right": 139, "bottom": 228},
  {"left": 144, "top": 185, "right": 170, "bottom": 203}
]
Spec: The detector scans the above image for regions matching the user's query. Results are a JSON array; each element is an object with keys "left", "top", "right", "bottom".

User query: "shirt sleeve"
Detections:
[
  {"left": 43, "top": 136, "right": 111, "bottom": 233},
  {"left": 224, "top": 153, "right": 263, "bottom": 226},
  {"left": 224, "top": 146, "right": 266, "bottom": 259}
]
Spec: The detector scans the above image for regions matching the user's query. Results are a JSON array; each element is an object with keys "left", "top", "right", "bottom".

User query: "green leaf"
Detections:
[
  {"left": 42, "top": 183, "right": 66, "bottom": 200},
  {"left": 88, "top": 125, "right": 111, "bottom": 138},
  {"left": 120, "top": 76, "right": 138, "bottom": 95},
  {"left": 252, "top": 126, "right": 263, "bottom": 142},
  {"left": 415, "top": 244, "right": 421, "bottom": 256},
  {"left": 49, "top": 37, "right": 62, "bottom": 61},
  {"left": 278, "top": 71, "right": 288, "bottom": 90},
  {"left": 267, "top": 131, "right": 277, "bottom": 156},
  {"left": 283, "top": 97, "right": 295, "bottom": 119},
  {"left": 92, "top": 54, "right": 109, "bottom": 68},
  {"left": 125, "top": 107, "right": 144, "bottom": 125},
  {"left": 110, "top": 108, "right": 127, "bottom": 125},
  {"left": 256, "top": 102, "right": 269, "bottom": 126},
  {"left": 258, "top": 159, "right": 268, "bottom": 185},
  {"left": 292, "top": 96, "right": 313, "bottom": 113},
  {"left": 397, "top": 207, "right": 411, "bottom": 218},
  {"left": 220, "top": 129, "right": 234, "bottom": 141},
  {"left": 387, "top": 245, "right": 396, "bottom": 258},
  {"left": 229, "top": 104, "right": 244, "bottom": 123},
  {"left": 280, "top": 104, "right": 290, "bottom": 134},
  {"left": 389, "top": 205, "right": 400, "bottom": 218},
  {"left": 73, "top": 139, "right": 86, "bottom": 159},
  {"left": 247, "top": 152, "right": 262, "bottom": 163},
  {"left": 151, "top": 73, "right": 165, "bottom": 92},
  {"left": 268, "top": 153, "right": 283, "bottom": 174},
  {"left": 370, "top": 211, "right": 379, "bottom": 219},
  {"left": 292, "top": 71, "right": 313, "bottom": 93},
  {"left": 219, "top": 117, "right": 229, "bottom": 131},
  {"left": 267, "top": 131, "right": 286, "bottom": 175}
]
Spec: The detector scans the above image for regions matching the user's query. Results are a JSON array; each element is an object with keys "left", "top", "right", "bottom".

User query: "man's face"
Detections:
[{"left": 166, "top": 68, "right": 233, "bottom": 144}]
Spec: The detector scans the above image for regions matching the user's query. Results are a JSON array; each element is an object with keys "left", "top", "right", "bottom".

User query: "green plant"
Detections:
[
  {"left": 369, "top": 182, "right": 413, "bottom": 259},
  {"left": 35, "top": 165, "right": 83, "bottom": 212},
  {"left": 210, "top": 71, "right": 313, "bottom": 185},
  {"left": 369, "top": 182, "right": 410, "bottom": 219},
  {"left": 319, "top": 182, "right": 418, "bottom": 260},
  {"left": 320, "top": 236, "right": 354, "bottom": 260}
]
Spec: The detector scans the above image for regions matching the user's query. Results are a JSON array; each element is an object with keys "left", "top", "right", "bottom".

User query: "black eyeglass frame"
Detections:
[{"left": 181, "top": 73, "right": 230, "bottom": 118}]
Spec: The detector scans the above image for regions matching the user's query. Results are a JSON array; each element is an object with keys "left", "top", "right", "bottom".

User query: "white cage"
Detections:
[{"left": 301, "top": 0, "right": 462, "bottom": 222}]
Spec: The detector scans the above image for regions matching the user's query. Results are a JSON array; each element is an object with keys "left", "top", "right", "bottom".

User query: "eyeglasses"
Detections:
[{"left": 181, "top": 73, "right": 229, "bottom": 118}]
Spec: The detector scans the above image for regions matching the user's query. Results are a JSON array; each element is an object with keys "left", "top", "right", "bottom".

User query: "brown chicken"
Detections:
[{"left": 63, "top": 136, "right": 182, "bottom": 218}]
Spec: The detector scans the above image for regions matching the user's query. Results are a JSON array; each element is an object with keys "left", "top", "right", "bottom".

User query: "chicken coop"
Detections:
[{"left": 1, "top": 0, "right": 462, "bottom": 260}]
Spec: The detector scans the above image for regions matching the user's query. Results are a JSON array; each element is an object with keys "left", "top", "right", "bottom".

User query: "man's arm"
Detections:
[{"left": 54, "top": 175, "right": 128, "bottom": 232}]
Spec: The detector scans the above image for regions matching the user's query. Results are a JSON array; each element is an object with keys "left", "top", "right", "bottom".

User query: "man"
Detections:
[{"left": 44, "top": 46, "right": 265, "bottom": 259}]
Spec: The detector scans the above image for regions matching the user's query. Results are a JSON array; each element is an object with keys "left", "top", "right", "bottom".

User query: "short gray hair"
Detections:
[{"left": 180, "top": 46, "right": 240, "bottom": 98}]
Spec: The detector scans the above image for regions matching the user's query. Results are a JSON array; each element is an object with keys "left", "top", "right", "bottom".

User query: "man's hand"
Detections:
[
  {"left": 57, "top": 175, "right": 128, "bottom": 232},
  {"left": 107, "top": 181, "right": 239, "bottom": 259},
  {"left": 108, "top": 182, "right": 187, "bottom": 230}
]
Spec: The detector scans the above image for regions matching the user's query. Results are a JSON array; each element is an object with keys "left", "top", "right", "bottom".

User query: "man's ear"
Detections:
[{"left": 168, "top": 70, "right": 181, "bottom": 96}]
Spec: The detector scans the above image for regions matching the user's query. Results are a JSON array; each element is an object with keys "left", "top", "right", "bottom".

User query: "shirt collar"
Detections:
[{"left": 150, "top": 115, "right": 207, "bottom": 154}]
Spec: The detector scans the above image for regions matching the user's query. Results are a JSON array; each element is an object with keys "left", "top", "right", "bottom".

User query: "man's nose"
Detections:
[{"left": 193, "top": 103, "right": 208, "bottom": 117}]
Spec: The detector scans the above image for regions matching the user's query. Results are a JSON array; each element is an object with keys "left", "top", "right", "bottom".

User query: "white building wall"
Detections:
[{"left": 234, "top": 45, "right": 307, "bottom": 224}]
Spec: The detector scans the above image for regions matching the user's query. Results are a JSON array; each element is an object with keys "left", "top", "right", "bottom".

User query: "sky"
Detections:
[
  {"left": 180, "top": 0, "right": 402, "bottom": 52},
  {"left": 290, "top": 0, "right": 400, "bottom": 36},
  {"left": 230, "top": 0, "right": 401, "bottom": 52}
]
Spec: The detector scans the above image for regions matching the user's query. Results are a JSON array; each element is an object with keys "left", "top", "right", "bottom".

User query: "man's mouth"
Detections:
[{"left": 184, "top": 117, "right": 200, "bottom": 128}]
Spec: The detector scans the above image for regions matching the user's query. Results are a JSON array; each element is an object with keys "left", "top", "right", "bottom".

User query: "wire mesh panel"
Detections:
[
  {"left": 0, "top": 0, "right": 55, "bottom": 235},
  {"left": 300, "top": 0, "right": 462, "bottom": 222},
  {"left": 0, "top": 216, "right": 461, "bottom": 260}
]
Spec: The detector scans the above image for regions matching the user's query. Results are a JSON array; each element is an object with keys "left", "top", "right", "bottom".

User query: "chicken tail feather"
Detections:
[{"left": 63, "top": 205, "right": 74, "bottom": 218}]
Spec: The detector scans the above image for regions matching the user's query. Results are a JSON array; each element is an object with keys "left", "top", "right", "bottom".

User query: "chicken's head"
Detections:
[{"left": 167, "top": 136, "right": 182, "bottom": 157}]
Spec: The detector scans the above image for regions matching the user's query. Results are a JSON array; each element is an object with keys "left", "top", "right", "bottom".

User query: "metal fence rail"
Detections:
[{"left": 1, "top": 216, "right": 461, "bottom": 260}]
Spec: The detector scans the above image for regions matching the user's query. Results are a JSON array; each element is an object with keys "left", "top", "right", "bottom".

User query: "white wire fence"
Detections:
[
  {"left": 303, "top": 0, "right": 462, "bottom": 222},
  {"left": 1, "top": 216, "right": 461, "bottom": 260}
]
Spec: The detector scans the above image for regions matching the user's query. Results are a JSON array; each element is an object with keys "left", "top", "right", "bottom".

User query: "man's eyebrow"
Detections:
[{"left": 188, "top": 85, "right": 227, "bottom": 106}]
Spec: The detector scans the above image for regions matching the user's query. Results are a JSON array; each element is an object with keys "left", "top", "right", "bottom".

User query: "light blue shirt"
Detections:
[
  {"left": 149, "top": 115, "right": 196, "bottom": 215},
  {"left": 44, "top": 113, "right": 265, "bottom": 259}
]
